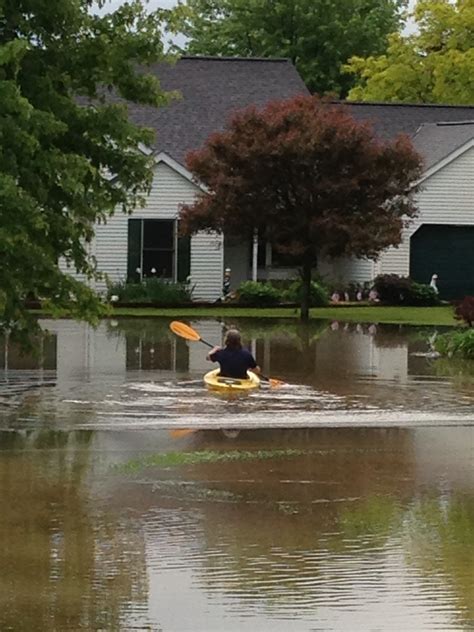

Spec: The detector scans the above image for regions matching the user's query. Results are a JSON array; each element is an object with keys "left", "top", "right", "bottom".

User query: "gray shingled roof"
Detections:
[
  {"left": 118, "top": 57, "right": 474, "bottom": 170},
  {"left": 412, "top": 121, "right": 474, "bottom": 170},
  {"left": 127, "top": 56, "right": 309, "bottom": 165},
  {"left": 342, "top": 101, "right": 474, "bottom": 141}
]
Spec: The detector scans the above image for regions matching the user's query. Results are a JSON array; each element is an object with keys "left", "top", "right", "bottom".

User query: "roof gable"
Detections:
[
  {"left": 413, "top": 120, "right": 474, "bottom": 172},
  {"left": 154, "top": 151, "right": 206, "bottom": 192},
  {"left": 417, "top": 137, "right": 474, "bottom": 185}
]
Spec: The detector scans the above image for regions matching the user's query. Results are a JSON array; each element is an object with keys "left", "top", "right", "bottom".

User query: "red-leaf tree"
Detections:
[{"left": 180, "top": 96, "right": 423, "bottom": 320}]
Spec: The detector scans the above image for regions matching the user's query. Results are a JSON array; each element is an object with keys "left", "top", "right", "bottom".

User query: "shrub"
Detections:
[
  {"left": 107, "top": 281, "right": 145, "bottom": 302},
  {"left": 407, "top": 282, "right": 439, "bottom": 306},
  {"left": 433, "top": 329, "right": 474, "bottom": 359},
  {"left": 373, "top": 274, "right": 413, "bottom": 304},
  {"left": 107, "top": 278, "right": 193, "bottom": 304},
  {"left": 237, "top": 281, "right": 281, "bottom": 306},
  {"left": 454, "top": 296, "right": 474, "bottom": 327},
  {"left": 144, "top": 278, "right": 192, "bottom": 304},
  {"left": 373, "top": 274, "right": 439, "bottom": 306},
  {"left": 283, "top": 280, "right": 329, "bottom": 307},
  {"left": 266, "top": 279, "right": 297, "bottom": 292}
]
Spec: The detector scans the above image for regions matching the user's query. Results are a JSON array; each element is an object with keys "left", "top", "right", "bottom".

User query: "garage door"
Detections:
[{"left": 410, "top": 224, "right": 474, "bottom": 300}]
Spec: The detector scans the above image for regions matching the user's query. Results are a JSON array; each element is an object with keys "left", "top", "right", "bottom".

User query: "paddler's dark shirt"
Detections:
[{"left": 209, "top": 347, "right": 257, "bottom": 379}]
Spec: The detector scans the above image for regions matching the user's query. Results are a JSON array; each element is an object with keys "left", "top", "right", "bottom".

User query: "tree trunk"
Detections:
[{"left": 300, "top": 252, "right": 312, "bottom": 322}]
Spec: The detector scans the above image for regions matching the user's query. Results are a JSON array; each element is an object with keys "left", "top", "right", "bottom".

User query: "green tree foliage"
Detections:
[
  {"left": 171, "top": 0, "right": 407, "bottom": 95},
  {"left": 0, "top": 0, "right": 174, "bottom": 341},
  {"left": 346, "top": 0, "right": 474, "bottom": 104},
  {"left": 180, "top": 96, "right": 423, "bottom": 320}
]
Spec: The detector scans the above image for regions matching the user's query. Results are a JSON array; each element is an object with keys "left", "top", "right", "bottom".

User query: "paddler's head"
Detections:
[{"left": 224, "top": 329, "right": 242, "bottom": 351}]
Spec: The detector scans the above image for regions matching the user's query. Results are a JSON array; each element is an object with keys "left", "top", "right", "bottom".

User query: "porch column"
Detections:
[{"left": 252, "top": 229, "right": 258, "bottom": 282}]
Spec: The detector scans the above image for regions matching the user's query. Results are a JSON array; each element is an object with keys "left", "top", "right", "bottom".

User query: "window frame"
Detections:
[{"left": 128, "top": 218, "right": 178, "bottom": 282}]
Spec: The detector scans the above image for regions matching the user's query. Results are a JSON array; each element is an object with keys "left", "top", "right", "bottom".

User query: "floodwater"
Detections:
[{"left": 0, "top": 318, "right": 473, "bottom": 631}]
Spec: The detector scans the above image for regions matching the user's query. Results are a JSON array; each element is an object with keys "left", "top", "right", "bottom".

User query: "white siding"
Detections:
[
  {"left": 376, "top": 227, "right": 412, "bottom": 277},
  {"left": 58, "top": 241, "right": 95, "bottom": 286},
  {"left": 379, "top": 145, "right": 474, "bottom": 276},
  {"left": 61, "top": 160, "right": 223, "bottom": 302},
  {"left": 318, "top": 256, "right": 376, "bottom": 285},
  {"left": 224, "top": 236, "right": 250, "bottom": 289},
  {"left": 190, "top": 231, "right": 224, "bottom": 301},
  {"left": 325, "top": 146, "right": 474, "bottom": 284},
  {"left": 94, "top": 161, "right": 199, "bottom": 290}
]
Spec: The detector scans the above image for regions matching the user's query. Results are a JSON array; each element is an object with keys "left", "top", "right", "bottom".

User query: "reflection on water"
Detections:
[
  {"left": 0, "top": 430, "right": 149, "bottom": 631},
  {"left": 0, "top": 427, "right": 472, "bottom": 631},
  {"left": 0, "top": 319, "right": 473, "bottom": 630},
  {"left": 0, "top": 318, "right": 473, "bottom": 430}
]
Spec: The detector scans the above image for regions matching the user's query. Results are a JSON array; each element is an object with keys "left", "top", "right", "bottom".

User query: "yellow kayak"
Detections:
[{"left": 204, "top": 369, "right": 260, "bottom": 391}]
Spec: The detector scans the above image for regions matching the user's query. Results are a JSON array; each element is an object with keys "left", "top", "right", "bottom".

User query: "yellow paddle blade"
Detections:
[
  {"left": 169, "top": 321, "right": 201, "bottom": 342},
  {"left": 169, "top": 428, "right": 198, "bottom": 438},
  {"left": 269, "top": 378, "right": 285, "bottom": 388}
]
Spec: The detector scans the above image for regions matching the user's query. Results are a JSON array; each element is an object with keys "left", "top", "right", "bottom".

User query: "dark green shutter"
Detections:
[
  {"left": 127, "top": 219, "right": 142, "bottom": 282},
  {"left": 177, "top": 233, "right": 191, "bottom": 282}
]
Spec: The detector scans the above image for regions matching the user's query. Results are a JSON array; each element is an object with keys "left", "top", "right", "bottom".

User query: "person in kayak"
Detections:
[{"left": 207, "top": 329, "right": 260, "bottom": 379}]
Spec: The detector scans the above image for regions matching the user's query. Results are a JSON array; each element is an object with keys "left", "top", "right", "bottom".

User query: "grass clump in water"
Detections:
[
  {"left": 114, "top": 448, "right": 308, "bottom": 473},
  {"left": 433, "top": 329, "right": 474, "bottom": 360}
]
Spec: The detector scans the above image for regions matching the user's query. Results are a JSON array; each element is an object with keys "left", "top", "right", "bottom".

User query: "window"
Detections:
[
  {"left": 142, "top": 219, "right": 174, "bottom": 279},
  {"left": 127, "top": 219, "right": 191, "bottom": 282}
]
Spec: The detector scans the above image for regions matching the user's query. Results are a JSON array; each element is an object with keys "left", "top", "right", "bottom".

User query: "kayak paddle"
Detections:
[
  {"left": 169, "top": 320, "right": 284, "bottom": 387},
  {"left": 169, "top": 428, "right": 198, "bottom": 438}
]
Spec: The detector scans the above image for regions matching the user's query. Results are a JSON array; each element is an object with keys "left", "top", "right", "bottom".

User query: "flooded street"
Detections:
[
  {"left": 1, "top": 318, "right": 473, "bottom": 630},
  {"left": 1, "top": 318, "right": 473, "bottom": 430}
]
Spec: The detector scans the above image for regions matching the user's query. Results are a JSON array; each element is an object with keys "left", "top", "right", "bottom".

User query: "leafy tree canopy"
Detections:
[
  {"left": 346, "top": 0, "right": 474, "bottom": 104},
  {"left": 0, "top": 0, "right": 175, "bottom": 342},
  {"left": 171, "top": 0, "right": 408, "bottom": 95},
  {"left": 180, "top": 96, "right": 423, "bottom": 320}
]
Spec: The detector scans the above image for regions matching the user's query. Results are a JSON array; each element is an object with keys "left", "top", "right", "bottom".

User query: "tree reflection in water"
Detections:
[{"left": 0, "top": 430, "right": 148, "bottom": 631}]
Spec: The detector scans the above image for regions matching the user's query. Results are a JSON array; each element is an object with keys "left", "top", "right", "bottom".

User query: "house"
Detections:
[
  {"left": 82, "top": 56, "right": 309, "bottom": 300},
  {"left": 69, "top": 57, "right": 474, "bottom": 300},
  {"left": 319, "top": 105, "right": 474, "bottom": 299}
]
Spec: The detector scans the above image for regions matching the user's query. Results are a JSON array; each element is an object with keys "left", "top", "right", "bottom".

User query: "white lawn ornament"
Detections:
[{"left": 430, "top": 274, "right": 439, "bottom": 294}]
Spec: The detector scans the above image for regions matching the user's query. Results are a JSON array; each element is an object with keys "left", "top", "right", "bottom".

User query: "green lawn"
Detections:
[{"left": 106, "top": 305, "right": 458, "bottom": 327}]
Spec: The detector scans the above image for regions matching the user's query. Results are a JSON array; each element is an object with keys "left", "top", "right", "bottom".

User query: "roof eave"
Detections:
[{"left": 415, "top": 137, "right": 474, "bottom": 186}]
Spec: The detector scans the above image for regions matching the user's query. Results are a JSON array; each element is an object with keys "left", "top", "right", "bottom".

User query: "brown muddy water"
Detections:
[{"left": 0, "top": 318, "right": 473, "bottom": 631}]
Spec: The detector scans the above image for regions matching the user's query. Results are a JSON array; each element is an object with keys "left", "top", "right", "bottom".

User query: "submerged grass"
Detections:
[{"left": 113, "top": 448, "right": 309, "bottom": 473}]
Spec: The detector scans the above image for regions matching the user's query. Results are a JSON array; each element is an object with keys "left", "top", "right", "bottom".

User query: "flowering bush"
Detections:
[{"left": 107, "top": 279, "right": 193, "bottom": 304}]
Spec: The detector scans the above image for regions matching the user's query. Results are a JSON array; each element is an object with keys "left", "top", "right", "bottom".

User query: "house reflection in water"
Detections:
[
  {"left": 0, "top": 330, "right": 57, "bottom": 396},
  {"left": 1, "top": 318, "right": 446, "bottom": 388}
]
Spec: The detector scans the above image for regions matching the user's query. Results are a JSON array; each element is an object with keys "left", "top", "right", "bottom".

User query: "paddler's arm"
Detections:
[
  {"left": 249, "top": 353, "right": 260, "bottom": 374},
  {"left": 207, "top": 346, "right": 222, "bottom": 361}
]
